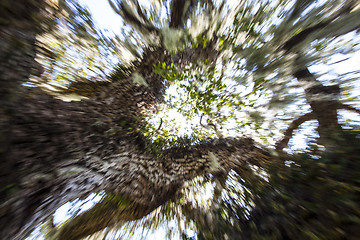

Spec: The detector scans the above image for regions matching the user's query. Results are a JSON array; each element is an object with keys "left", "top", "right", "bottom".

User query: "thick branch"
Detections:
[
  {"left": 1, "top": 82, "right": 150, "bottom": 239},
  {"left": 3, "top": 85, "right": 271, "bottom": 240},
  {"left": 0, "top": 1, "right": 57, "bottom": 238},
  {"left": 53, "top": 138, "right": 270, "bottom": 240},
  {"left": 292, "top": 65, "right": 342, "bottom": 132},
  {"left": 54, "top": 194, "right": 164, "bottom": 240},
  {"left": 276, "top": 100, "right": 360, "bottom": 152},
  {"left": 169, "top": 0, "right": 190, "bottom": 28},
  {"left": 108, "top": 0, "right": 159, "bottom": 35},
  {"left": 282, "top": 22, "right": 328, "bottom": 52},
  {"left": 278, "top": 2, "right": 360, "bottom": 145},
  {"left": 0, "top": 2, "right": 249, "bottom": 239}
]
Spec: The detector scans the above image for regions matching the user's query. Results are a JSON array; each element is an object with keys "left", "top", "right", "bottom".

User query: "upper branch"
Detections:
[{"left": 282, "top": 0, "right": 359, "bottom": 52}]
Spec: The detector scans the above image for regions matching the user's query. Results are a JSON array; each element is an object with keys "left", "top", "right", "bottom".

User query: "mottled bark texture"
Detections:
[
  {"left": 2, "top": 84, "right": 270, "bottom": 240},
  {"left": 54, "top": 138, "right": 269, "bottom": 240},
  {"left": 0, "top": 0, "right": 48, "bottom": 237},
  {"left": 2, "top": 1, "right": 358, "bottom": 239},
  {"left": 0, "top": 0, "right": 43, "bottom": 187},
  {"left": 2, "top": 77, "right": 270, "bottom": 239},
  {"left": 0, "top": 2, "right": 266, "bottom": 240}
]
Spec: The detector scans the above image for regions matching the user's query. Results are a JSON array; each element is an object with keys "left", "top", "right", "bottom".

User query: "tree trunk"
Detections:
[
  {"left": 7, "top": 0, "right": 358, "bottom": 238},
  {"left": 2, "top": 87, "right": 270, "bottom": 239},
  {"left": 0, "top": 0, "right": 44, "bottom": 192},
  {"left": 0, "top": 2, "right": 270, "bottom": 239},
  {"left": 0, "top": 1, "right": 48, "bottom": 237}
]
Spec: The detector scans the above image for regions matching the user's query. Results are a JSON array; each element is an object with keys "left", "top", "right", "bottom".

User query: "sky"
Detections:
[{"left": 78, "top": 0, "right": 124, "bottom": 33}]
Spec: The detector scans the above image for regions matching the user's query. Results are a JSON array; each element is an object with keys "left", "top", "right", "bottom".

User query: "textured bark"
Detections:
[
  {"left": 0, "top": 2, "right": 263, "bottom": 239},
  {"left": 0, "top": 1, "right": 164, "bottom": 237},
  {"left": 1, "top": 60, "right": 163, "bottom": 238},
  {"left": 2, "top": 86, "right": 270, "bottom": 240},
  {"left": 0, "top": 1, "right": 51, "bottom": 237},
  {"left": 6, "top": 0, "right": 359, "bottom": 238},
  {"left": 0, "top": 0, "right": 44, "bottom": 188},
  {"left": 54, "top": 137, "right": 269, "bottom": 240}
]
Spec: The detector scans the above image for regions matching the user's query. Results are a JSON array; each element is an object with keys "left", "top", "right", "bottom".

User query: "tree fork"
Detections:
[{"left": 0, "top": 5, "right": 266, "bottom": 240}]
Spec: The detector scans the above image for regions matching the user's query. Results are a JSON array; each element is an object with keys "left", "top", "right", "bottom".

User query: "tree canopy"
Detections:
[{"left": 1, "top": 0, "right": 360, "bottom": 239}]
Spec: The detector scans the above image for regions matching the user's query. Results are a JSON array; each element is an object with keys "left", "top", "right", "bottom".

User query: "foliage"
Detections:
[{"left": 182, "top": 131, "right": 360, "bottom": 239}]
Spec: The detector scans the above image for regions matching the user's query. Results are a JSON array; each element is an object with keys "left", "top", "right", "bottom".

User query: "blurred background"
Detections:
[{"left": 1, "top": 0, "right": 360, "bottom": 239}]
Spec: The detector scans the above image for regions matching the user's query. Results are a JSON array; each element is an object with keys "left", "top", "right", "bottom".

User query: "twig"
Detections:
[
  {"left": 199, "top": 113, "right": 206, "bottom": 128},
  {"left": 155, "top": 118, "right": 163, "bottom": 132}
]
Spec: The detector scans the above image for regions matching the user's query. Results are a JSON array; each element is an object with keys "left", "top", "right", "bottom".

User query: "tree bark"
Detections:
[
  {"left": 8, "top": 0, "right": 359, "bottom": 238},
  {"left": 0, "top": 1, "right": 50, "bottom": 237},
  {"left": 3, "top": 87, "right": 270, "bottom": 239},
  {"left": 0, "top": 0, "right": 44, "bottom": 190},
  {"left": 53, "top": 137, "right": 269, "bottom": 240},
  {"left": 0, "top": 2, "right": 268, "bottom": 239}
]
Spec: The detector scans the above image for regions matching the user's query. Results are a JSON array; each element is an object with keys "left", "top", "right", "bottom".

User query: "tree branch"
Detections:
[
  {"left": 155, "top": 117, "right": 163, "bottom": 132},
  {"left": 276, "top": 112, "right": 315, "bottom": 151},
  {"left": 337, "top": 103, "right": 360, "bottom": 115},
  {"left": 282, "top": 22, "right": 328, "bottom": 52},
  {"left": 291, "top": 56, "right": 342, "bottom": 143},
  {"left": 282, "top": 0, "right": 358, "bottom": 52},
  {"left": 55, "top": 193, "right": 167, "bottom": 240},
  {"left": 276, "top": 103, "right": 360, "bottom": 152},
  {"left": 53, "top": 138, "right": 271, "bottom": 240},
  {"left": 199, "top": 113, "right": 206, "bottom": 128},
  {"left": 169, "top": 0, "right": 189, "bottom": 28},
  {"left": 109, "top": 0, "right": 159, "bottom": 35}
]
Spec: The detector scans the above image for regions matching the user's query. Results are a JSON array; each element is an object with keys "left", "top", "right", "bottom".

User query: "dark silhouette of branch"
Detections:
[
  {"left": 155, "top": 118, "right": 163, "bottom": 132},
  {"left": 170, "top": 0, "right": 217, "bottom": 28},
  {"left": 282, "top": 22, "right": 328, "bottom": 51},
  {"left": 282, "top": 0, "right": 357, "bottom": 51},
  {"left": 200, "top": 113, "right": 218, "bottom": 133},
  {"left": 199, "top": 113, "right": 206, "bottom": 128},
  {"left": 170, "top": 0, "right": 189, "bottom": 28},
  {"left": 337, "top": 103, "right": 360, "bottom": 115},
  {"left": 292, "top": 59, "right": 342, "bottom": 136},
  {"left": 276, "top": 103, "right": 359, "bottom": 151},
  {"left": 276, "top": 112, "right": 315, "bottom": 151},
  {"left": 282, "top": 2, "right": 359, "bottom": 139}
]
